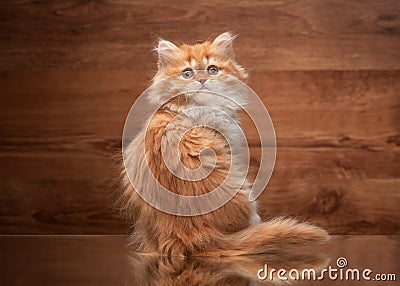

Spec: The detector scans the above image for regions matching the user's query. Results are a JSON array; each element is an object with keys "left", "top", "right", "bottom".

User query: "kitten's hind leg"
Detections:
[{"left": 250, "top": 212, "right": 261, "bottom": 225}]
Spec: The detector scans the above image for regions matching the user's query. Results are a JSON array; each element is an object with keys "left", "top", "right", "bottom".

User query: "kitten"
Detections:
[{"left": 117, "top": 32, "right": 329, "bottom": 256}]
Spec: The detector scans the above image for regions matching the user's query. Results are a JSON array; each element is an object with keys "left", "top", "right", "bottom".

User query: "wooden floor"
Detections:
[
  {"left": 0, "top": 235, "right": 398, "bottom": 285},
  {"left": 0, "top": 0, "right": 399, "bottom": 235}
]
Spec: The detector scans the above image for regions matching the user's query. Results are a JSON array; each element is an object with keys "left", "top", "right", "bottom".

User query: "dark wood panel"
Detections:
[
  {"left": 0, "top": 0, "right": 399, "bottom": 71},
  {"left": 0, "top": 0, "right": 399, "bottom": 235},
  {"left": 258, "top": 177, "right": 400, "bottom": 235},
  {"left": 0, "top": 146, "right": 398, "bottom": 234},
  {"left": 0, "top": 69, "right": 398, "bottom": 234},
  {"left": 0, "top": 70, "right": 398, "bottom": 143},
  {"left": 0, "top": 179, "right": 127, "bottom": 234},
  {"left": 0, "top": 236, "right": 132, "bottom": 285},
  {"left": 0, "top": 235, "right": 399, "bottom": 285}
]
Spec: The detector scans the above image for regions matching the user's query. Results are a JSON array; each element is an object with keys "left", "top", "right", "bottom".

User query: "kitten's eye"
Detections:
[
  {"left": 207, "top": 65, "right": 219, "bottom": 75},
  {"left": 181, "top": 68, "right": 195, "bottom": 79}
]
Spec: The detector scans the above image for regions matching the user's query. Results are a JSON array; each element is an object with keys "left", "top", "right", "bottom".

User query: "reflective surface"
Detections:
[{"left": 0, "top": 235, "right": 398, "bottom": 285}]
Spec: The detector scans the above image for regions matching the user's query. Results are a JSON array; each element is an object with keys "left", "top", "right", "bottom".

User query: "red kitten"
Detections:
[{"left": 117, "top": 32, "right": 329, "bottom": 256}]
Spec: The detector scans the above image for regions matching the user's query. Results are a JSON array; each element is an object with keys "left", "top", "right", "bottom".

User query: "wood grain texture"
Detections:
[
  {"left": 0, "top": 70, "right": 398, "bottom": 234},
  {"left": 0, "top": 236, "right": 132, "bottom": 285},
  {"left": 0, "top": 0, "right": 399, "bottom": 234},
  {"left": 0, "top": 235, "right": 399, "bottom": 285},
  {"left": 0, "top": 0, "right": 399, "bottom": 71}
]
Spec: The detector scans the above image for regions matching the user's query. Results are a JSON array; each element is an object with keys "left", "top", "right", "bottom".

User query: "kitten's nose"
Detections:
[{"left": 198, "top": 78, "right": 207, "bottom": 84}]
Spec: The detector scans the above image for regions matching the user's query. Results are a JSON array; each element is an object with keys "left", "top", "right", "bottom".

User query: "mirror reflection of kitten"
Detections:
[
  {"left": 117, "top": 32, "right": 329, "bottom": 256},
  {"left": 129, "top": 250, "right": 330, "bottom": 285}
]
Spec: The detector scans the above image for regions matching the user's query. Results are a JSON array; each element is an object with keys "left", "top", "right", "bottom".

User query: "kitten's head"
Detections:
[{"left": 148, "top": 32, "right": 248, "bottom": 109}]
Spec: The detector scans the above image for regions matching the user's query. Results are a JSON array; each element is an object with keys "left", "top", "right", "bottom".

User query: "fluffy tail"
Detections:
[{"left": 200, "top": 218, "right": 330, "bottom": 257}]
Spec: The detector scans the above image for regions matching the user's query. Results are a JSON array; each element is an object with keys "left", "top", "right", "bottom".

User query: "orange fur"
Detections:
[{"left": 117, "top": 32, "right": 329, "bottom": 257}]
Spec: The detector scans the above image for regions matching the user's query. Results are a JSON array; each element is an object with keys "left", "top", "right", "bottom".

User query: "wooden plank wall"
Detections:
[{"left": 0, "top": 0, "right": 399, "bottom": 234}]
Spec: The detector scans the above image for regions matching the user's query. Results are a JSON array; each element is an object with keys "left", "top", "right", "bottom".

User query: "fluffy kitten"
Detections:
[{"left": 117, "top": 32, "right": 329, "bottom": 256}]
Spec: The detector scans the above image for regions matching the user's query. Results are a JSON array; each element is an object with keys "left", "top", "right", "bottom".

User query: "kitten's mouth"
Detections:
[{"left": 198, "top": 86, "right": 210, "bottom": 91}]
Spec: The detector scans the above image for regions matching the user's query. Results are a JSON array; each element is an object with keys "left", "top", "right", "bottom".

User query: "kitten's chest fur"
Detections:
[{"left": 162, "top": 102, "right": 246, "bottom": 154}]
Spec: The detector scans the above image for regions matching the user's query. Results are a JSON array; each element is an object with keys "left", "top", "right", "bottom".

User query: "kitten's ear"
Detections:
[
  {"left": 211, "top": 32, "right": 237, "bottom": 58},
  {"left": 156, "top": 39, "right": 180, "bottom": 68}
]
